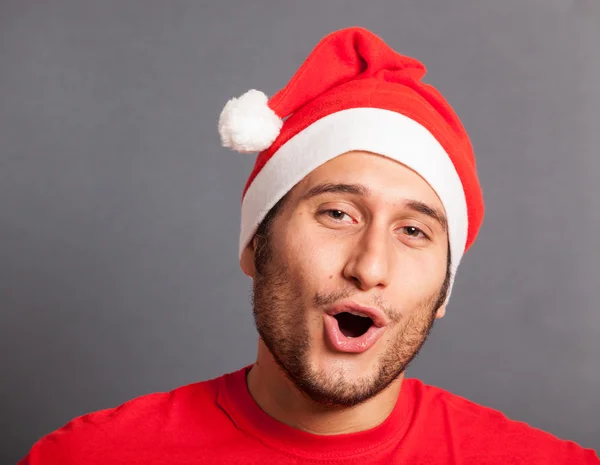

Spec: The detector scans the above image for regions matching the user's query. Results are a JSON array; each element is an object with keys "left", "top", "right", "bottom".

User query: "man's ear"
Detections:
[
  {"left": 435, "top": 303, "right": 447, "bottom": 320},
  {"left": 240, "top": 236, "right": 258, "bottom": 278}
]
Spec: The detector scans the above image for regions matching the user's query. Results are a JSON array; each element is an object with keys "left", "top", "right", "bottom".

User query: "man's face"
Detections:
[{"left": 247, "top": 151, "right": 450, "bottom": 407}]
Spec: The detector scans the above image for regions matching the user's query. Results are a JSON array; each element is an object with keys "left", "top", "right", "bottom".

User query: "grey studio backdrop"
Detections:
[{"left": 1, "top": 1, "right": 599, "bottom": 462}]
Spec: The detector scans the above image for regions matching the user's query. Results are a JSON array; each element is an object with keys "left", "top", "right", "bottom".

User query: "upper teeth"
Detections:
[{"left": 347, "top": 311, "right": 369, "bottom": 318}]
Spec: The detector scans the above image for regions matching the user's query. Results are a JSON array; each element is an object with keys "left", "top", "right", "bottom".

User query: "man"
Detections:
[{"left": 21, "top": 27, "right": 599, "bottom": 464}]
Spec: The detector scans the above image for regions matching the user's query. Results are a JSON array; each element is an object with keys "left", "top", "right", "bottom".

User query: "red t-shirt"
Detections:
[{"left": 20, "top": 366, "right": 599, "bottom": 464}]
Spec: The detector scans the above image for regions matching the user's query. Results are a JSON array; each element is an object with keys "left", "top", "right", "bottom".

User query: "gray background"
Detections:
[{"left": 1, "top": 0, "right": 599, "bottom": 462}]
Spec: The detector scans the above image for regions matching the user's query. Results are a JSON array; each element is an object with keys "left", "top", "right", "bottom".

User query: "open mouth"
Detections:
[
  {"left": 334, "top": 312, "right": 374, "bottom": 338},
  {"left": 324, "top": 302, "right": 388, "bottom": 353}
]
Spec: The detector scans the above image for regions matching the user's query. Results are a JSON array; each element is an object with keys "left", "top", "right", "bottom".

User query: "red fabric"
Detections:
[
  {"left": 20, "top": 366, "right": 599, "bottom": 464},
  {"left": 242, "top": 27, "right": 484, "bottom": 252}
]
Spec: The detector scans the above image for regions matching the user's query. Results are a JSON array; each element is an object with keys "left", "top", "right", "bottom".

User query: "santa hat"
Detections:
[{"left": 218, "top": 27, "right": 484, "bottom": 300}]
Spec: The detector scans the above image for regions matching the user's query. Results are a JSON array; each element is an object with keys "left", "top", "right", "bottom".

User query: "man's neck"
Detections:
[{"left": 246, "top": 341, "right": 403, "bottom": 435}]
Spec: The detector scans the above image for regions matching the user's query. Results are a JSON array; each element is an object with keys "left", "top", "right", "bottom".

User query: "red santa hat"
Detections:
[{"left": 218, "top": 27, "right": 484, "bottom": 300}]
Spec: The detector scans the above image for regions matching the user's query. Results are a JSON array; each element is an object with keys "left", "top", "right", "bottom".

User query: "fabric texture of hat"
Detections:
[{"left": 218, "top": 26, "right": 484, "bottom": 301}]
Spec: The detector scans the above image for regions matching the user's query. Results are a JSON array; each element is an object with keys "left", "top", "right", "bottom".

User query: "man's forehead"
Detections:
[{"left": 296, "top": 151, "right": 445, "bottom": 207}]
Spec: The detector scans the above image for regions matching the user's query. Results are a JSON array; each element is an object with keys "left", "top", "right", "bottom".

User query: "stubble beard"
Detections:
[{"left": 252, "top": 238, "right": 449, "bottom": 409}]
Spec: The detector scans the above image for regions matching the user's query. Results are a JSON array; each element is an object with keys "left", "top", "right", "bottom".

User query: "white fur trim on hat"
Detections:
[
  {"left": 218, "top": 89, "right": 283, "bottom": 153},
  {"left": 239, "top": 107, "right": 468, "bottom": 302}
]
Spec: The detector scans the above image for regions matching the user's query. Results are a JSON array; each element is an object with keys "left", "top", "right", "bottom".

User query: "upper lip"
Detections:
[{"left": 325, "top": 300, "right": 389, "bottom": 328}]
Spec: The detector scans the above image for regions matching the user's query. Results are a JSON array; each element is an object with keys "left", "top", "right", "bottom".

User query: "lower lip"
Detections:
[{"left": 323, "top": 314, "right": 386, "bottom": 354}]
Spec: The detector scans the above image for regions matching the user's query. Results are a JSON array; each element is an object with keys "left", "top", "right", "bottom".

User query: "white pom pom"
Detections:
[{"left": 218, "top": 89, "right": 283, "bottom": 154}]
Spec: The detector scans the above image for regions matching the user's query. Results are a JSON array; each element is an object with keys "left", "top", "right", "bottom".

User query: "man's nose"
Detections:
[{"left": 342, "top": 224, "right": 393, "bottom": 291}]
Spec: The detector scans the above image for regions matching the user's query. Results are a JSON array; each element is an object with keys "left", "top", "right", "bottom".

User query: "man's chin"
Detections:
[
  {"left": 308, "top": 349, "right": 383, "bottom": 381},
  {"left": 261, "top": 337, "right": 396, "bottom": 406},
  {"left": 299, "top": 377, "right": 387, "bottom": 408}
]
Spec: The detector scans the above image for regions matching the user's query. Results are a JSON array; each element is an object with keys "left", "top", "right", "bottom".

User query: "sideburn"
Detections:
[{"left": 253, "top": 195, "right": 289, "bottom": 276}]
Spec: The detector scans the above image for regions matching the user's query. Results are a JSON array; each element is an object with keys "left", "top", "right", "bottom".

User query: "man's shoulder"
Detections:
[
  {"left": 19, "top": 371, "right": 230, "bottom": 465},
  {"left": 405, "top": 378, "right": 599, "bottom": 463}
]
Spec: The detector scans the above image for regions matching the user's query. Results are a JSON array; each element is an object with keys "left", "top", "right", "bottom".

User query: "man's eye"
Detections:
[
  {"left": 401, "top": 226, "right": 428, "bottom": 239},
  {"left": 322, "top": 210, "right": 352, "bottom": 221}
]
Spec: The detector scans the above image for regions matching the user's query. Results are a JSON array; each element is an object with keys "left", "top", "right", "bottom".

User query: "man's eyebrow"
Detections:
[
  {"left": 404, "top": 200, "right": 448, "bottom": 233},
  {"left": 300, "top": 183, "right": 371, "bottom": 200},
  {"left": 300, "top": 183, "right": 448, "bottom": 232}
]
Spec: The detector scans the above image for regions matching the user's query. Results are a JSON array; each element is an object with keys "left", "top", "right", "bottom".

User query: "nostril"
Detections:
[{"left": 350, "top": 276, "right": 364, "bottom": 289}]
